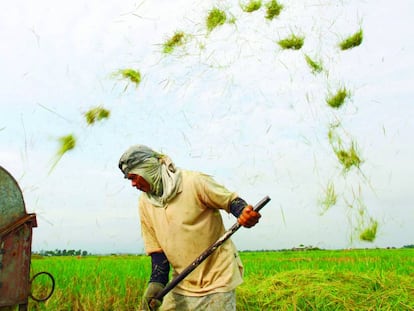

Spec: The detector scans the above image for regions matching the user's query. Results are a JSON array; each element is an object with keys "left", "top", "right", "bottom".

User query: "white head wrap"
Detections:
[{"left": 119, "top": 145, "right": 182, "bottom": 207}]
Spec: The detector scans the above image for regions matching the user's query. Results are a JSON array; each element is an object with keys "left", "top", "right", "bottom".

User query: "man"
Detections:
[{"left": 118, "top": 145, "right": 261, "bottom": 311}]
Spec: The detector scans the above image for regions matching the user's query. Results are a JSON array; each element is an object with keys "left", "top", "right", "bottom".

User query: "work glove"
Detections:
[
  {"left": 238, "top": 205, "right": 261, "bottom": 228},
  {"left": 140, "top": 282, "right": 164, "bottom": 311}
]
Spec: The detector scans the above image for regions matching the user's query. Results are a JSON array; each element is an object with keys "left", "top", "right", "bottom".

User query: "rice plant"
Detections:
[
  {"left": 265, "top": 0, "right": 284, "bottom": 20},
  {"left": 339, "top": 29, "right": 363, "bottom": 50},
  {"left": 278, "top": 34, "right": 304, "bottom": 50},
  {"left": 84, "top": 106, "right": 110, "bottom": 125},
  {"left": 206, "top": 8, "right": 227, "bottom": 32},
  {"left": 163, "top": 31, "right": 186, "bottom": 54},
  {"left": 241, "top": 0, "right": 262, "bottom": 13}
]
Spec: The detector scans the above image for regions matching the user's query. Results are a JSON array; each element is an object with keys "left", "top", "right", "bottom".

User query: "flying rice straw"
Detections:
[
  {"left": 206, "top": 8, "right": 227, "bottom": 32},
  {"left": 359, "top": 219, "right": 378, "bottom": 242},
  {"left": 49, "top": 134, "right": 76, "bottom": 174},
  {"left": 265, "top": 0, "right": 284, "bottom": 20},
  {"left": 339, "top": 29, "right": 363, "bottom": 51},
  {"left": 84, "top": 106, "right": 110, "bottom": 125},
  {"left": 115, "top": 69, "right": 141, "bottom": 91},
  {"left": 162, "top": 31, "right": 186, "bottom": 54},
  {"left": 241, "top": 0, "right": 262, "bottom": 13},
  {"left": 278, "top": 34, "right": 304, "bottom": 50}
]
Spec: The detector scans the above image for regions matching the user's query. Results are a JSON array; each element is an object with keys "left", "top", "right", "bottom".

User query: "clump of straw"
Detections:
[
  {"left": 116, "top": 69, "right": 141, "bottom": 87},
  {"left": 360, "top": 220, "right": 378, "bottom": 242},
  {"left": 57, "top": 134, "right": 76, "bottom": 157},
  {"left": 84, "top": 106, "right": 110, "bottom": 125},
  {"left": 326, "top": 87, "right": 349, "bottom": 109},
  {"left": 206, "top": 8, "right": 227, "bottom": 32},
  {"left": 265, "top": 0, "right": 283, "bottom": 20},
  {"left": 335, "top": 142, "right": 362, "bottom": 171},
  {"left": 305, "top": 54, "right": 323, "bottom": 74},
  {"left": 339, "top": 29, "right": 363, "bottom": 50},
  {"left": 320, "top": 182, "right": 337, "bottom": 213},
  {"left": 278, "top": 34, "right": 304, "bottom": 50},
  {"left": 328, "top": 124, "right": 363, "bottom": 171},
  {"left": 163, "top": 31, "right": 186, "bottom": 54},
  {"left": 241, "top": 0, "right": 262, "bottom": 13},
  {"left": 49, "top": 134, "right": 76, "bottom": 174}
]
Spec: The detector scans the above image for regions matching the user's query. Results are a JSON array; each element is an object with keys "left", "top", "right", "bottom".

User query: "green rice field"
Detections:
[{"left": 26, "top": 248, "right": 413, "bottom": 310}]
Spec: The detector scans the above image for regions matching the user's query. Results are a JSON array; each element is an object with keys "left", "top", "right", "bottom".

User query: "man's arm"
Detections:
[
  {"left": 150, "top": 252, "right": 170, "bottom": 285},
  {"left": 141, "top": 252, "right": 170, "bottom": 310}
]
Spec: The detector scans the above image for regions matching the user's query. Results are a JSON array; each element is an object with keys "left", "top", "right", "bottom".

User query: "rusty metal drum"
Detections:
[{"left": 0, "top": 166, "right": 38, "bottom": 310}]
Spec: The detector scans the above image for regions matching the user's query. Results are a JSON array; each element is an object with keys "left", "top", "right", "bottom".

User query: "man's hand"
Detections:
[
  {"left": 141, "top": 282, "right": 164, "bottom": 310},
  {"left": 238, "top": 205, "right": 261, "bottom": 228}
]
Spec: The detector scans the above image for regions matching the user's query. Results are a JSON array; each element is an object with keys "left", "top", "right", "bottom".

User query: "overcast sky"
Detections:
[{"left": 1, "top": 0, "right": 413, "bottom": 254}]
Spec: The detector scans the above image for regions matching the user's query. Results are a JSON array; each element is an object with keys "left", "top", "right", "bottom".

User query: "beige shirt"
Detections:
[{"left": 139, "top": 170, "right": 244, "bottom": 296}]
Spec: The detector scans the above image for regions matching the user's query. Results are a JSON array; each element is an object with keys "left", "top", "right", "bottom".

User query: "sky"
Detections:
[{"left": 1, "top": 0, "right": 413, "bottom": 254}]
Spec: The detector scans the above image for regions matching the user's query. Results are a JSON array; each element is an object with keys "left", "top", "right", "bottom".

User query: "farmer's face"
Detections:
[{"left": 127, "top": 173, "right": 151, "bottom": 193}]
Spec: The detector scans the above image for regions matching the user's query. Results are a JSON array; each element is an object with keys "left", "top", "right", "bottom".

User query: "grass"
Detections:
[
  {"left": 241, "top": 0, "right": 262, "bottom": 13},
  {"left": 278, "top": 34, "right": 304, "bottom": 50},
  {"left": 339, "top": 29, "right": 363, "bottom": 50},
  {"left": 162, "top": 31, "right": 186, "bottom": 54},
  {"left": 28, "top": 249, "right": 414, "bottom": 310},
  {"left": 206, "top": 8, "right": 227, "bottom": 32},
  {"left": 84, "top": 106, "right": 110, "bottom": 125},
  {"left": 265, "top": 0, "right": 284, "bottom": 20}
]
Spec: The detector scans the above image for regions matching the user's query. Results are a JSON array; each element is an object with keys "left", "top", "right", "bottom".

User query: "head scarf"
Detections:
[{"left": 119, "top": 145, "right": 182, "bottom": 207}]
